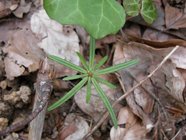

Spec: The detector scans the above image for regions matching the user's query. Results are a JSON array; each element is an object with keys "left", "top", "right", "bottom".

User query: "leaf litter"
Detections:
[{"left": 0, "top": 0, "right": 185, "bottom": 140}]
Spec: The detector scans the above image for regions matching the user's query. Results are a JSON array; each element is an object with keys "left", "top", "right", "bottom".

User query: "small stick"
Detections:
[
  {"left": 170, "top": 129, "right": 181, "bottom": 140},
  {"left": 85, "top": 45, "right": 179, "bottom": 138},
  {"left": 28, "top": 58, "right": 54, "bottom": 140}
]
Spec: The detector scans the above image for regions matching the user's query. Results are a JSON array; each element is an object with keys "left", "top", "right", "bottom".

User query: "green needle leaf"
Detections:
[
  {"left": 140, "top": 0, "right": 157, "bottom": 24},
  {"left": 44, "top": 0, "right": 125, "bottom": 39},
  {"left": 94, "top": 56, "right": 108, "bottom": 70},
  {"left": 48, "top": 55, "right": 87, "bottom": 73},
  {"left": 91, "top": 78, "right": 118, "bottom": 128},
  {"left": 96, "top": 59, "right": 138, "bottom": 75},
  {"left": 63, "top": 74, "right": 87, "bottom": 81},
  {"left": 95, "top": 77, "right": 116, "bottom": 89},
  {"left": 48, "top": 77, "right": 88, "bottom": 111},
  {"left": 76, "top": 52, "right": 89, "bottom": 70},
  {"left": 89, "top": 36, "right": 96, "bottom": 69},
  {"left": 86, "top": 77, "right": 92, "bottom": 103}
]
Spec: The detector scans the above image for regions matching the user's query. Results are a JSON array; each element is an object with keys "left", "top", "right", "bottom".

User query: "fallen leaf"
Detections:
[
  {"left": 110, "top": 107, "right": 146, "bottom": 140},
  {"left": 74, "top": 75, "right": 123, "bottom": 122},
  {"left": 59, "top": 113, "right": 89, "bottom": 140},
  {"left": 31, "top": 9, "right": 80, "bottom": 66},
  {"left": 3, "top": 30, "right": 44, "bottom": 80},
  {"left": 13, "top": 0, "right": 31, "bottom": 18},
  {"left": 165, "top": 3, "right": 186, "bottom": 29},
  {"left": 113, "top": 42, "right": 185, "bottom": 132},
  {"left": 0, "top": 0, "right": 19, "bottom": 18}
]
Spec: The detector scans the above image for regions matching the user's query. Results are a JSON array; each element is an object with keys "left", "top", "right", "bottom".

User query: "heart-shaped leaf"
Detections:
[
  {"left": 123, "top": 0, "right": 140, "bottom": 17},
  {"left": 140, "top": 0, "right": 157, "bottom": 24},
  {"left": 44, "top": 0, "right": 125, "bottom": 39}
]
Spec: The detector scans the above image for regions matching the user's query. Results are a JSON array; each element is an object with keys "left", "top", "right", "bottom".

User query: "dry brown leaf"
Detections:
[
  {"left": 3, "top": 30, "right": 44, "bottom": 80},
  {"left": 0, "top": 0, "right": 19, "bottom": 18},
  {"left": 13, "top": 0, "right": 31, "bottom": 18},
  {"left": 31, "top": 9, "right": 80, "bottom": 66},
  {"left": 59, "top": 113, "right": 89, "bottom": 140},
  {"left": 110, "top": 107, "right": 146, "bottom": 140},
  {"left": 143, "top": 28, "right": 175, "bottom": 41},
  {"left": 165, "top": 3, "right": 186, "bottom": 29},
  {"left": 125, "top": 29, "right": 186, "bottom": 48},
  {"left": 113, "top": 42, "right": 185, "bottom": 131},
  {"left": 75, "top": 75, "right": 123, "bottom": 122}
]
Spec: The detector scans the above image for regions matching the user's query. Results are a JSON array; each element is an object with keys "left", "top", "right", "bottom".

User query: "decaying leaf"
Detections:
[
  {"left": 74, "top": 75, "right": 123, "bottom": 122},
  {"left": 59, "top": 113, "right": 89, "bottom": 140},
  {"left": 3, "top": 30, "right": 44, "bottom": 80},
  {"left": 165, "top": 2, "right": 186, "bottom": 29},
  {"left": 31, "top": 9, "right": 80, "bottom": 66},
  {"left": 110, "top": 107, "right": 146, "bottom": 140},
  {"left": 113, "top": 42, "right": 185, "bottom": 133},
  {"left": 0, "top": 0, "right": 19, "bottom": 18},
  {"left": 13, "top": 0, "right": 31, "bottom": 18}
]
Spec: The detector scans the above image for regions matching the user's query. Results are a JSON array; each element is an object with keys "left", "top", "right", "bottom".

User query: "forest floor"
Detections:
[{"left": 0, "top": 0, "right": 186, "bottom": 140}]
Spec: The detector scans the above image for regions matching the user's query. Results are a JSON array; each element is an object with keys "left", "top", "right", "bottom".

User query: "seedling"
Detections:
[
  {"left": 44, "top": 0, "right": 156, "bottom": 128},
  {"left": 48, "top": 36, "right": 138, "bottom": 128}
]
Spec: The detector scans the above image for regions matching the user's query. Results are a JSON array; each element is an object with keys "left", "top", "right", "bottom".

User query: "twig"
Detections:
[
  {"left": 170, "top": 129, "right": 181, "bottom": 140},
  {"left": 28, "top": 58, "right": 54, "bottom": 140},
  {"left": 85, "top": 45, "right": 179, "bottom": 138}
]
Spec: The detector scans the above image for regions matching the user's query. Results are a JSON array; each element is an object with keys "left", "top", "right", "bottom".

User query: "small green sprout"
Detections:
[{"left": 48, "top": 36, "right": 138, "bottom": 128}]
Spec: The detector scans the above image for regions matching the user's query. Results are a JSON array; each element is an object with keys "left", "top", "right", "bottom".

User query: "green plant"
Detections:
[
  {"left": 123, "top": 0, "right": 157, "bottom": 24},
  {"left": 44, "top": 0, "right": 157, "bottom": 128},
  {"left": 48, "top": 37, "right": 138, "bottom": 128}
]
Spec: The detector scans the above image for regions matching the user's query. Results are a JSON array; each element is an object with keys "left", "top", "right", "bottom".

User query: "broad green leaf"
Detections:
[
  {"left": 48, "top": 55, "right": 86, "bottom": 73},
  {"left": 123, "top": 0, "right": 140, "bottom": 17},
  {"left": 92, "top": 78, "right": 118, "bottom": 128},
  {"left": 140, "top": 0, "right": 157, "bottom": 24},
  {"left": 95, "top": 59, "right": 138, "bottom": 75},
  {"left": 86, "top": 77, "right": 92, "bottom": 103},
  {"left": 76, "top": 52, "right": 89, "bottom": 70},
  {"left": 44, "top": 0, "right": 126, "bottom": 39},
  {"left": 95, "top": 77, "right": 116, "bottom": 89},
  {"left": 63, "top": 74, "right": 87, "bottom": 81},
  {"left": 89, "top": 37, "right": 96, "bottom": 68},
  {"left": 48, "top": 77, "right": 88, "bottom": 111},
  {"left": 94, "top": 56, "right": 108, "bottom": 70}
]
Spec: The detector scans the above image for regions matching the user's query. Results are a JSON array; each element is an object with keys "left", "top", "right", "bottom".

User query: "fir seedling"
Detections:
[{"left": 48, "top": 36, "right": 138, "bottom": 128}]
